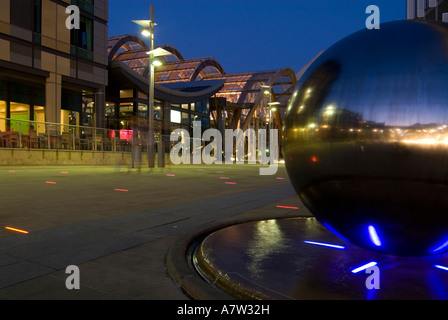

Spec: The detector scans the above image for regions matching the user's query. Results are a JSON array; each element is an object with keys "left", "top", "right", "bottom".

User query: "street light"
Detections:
[
  {"left": 146, "top": 47, "right": 173, "bottom": 167},
  {"left": 261, "top": 85, "right": 271, "bottom": 96},
  {"left": 133, "top": 6, "right": 158, "bottom": 168},
  {"left": 268, "top": 102, "right": 281, "bottom": 128},
  {"left": 261, "top": 85, "right": 272, "bottom": 127},
  {"left": 141, "top": 27, "right": 152, "bottom": 37},
  {"left": 269, "top": 102, "right": 280, "bottom": 112},
  {"left": 147, "top": 47, "right": 172, "bottom": 59},
  {"left": 152, "top": 58, "right": 163, "bottom": 67}
]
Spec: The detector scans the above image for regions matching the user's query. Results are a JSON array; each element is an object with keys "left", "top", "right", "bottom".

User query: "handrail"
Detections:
[
  {"left": 0, "top": 117, "right": 135, "bottom": 152},
  {"left": 0, "top": 117, "right": 111, "bottom": 132},
  {"left": 0, "top": 117, "right": 189, "bottom": 154}
]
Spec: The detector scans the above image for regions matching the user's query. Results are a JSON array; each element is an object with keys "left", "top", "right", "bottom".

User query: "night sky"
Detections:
[{"left": 108, "top": 0, "right": 406, "bottom": 74}]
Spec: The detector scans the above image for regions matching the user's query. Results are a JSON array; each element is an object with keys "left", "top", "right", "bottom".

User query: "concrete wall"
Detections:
[{"left": 0, "top": 149, "right": 170, "bottom": 167}]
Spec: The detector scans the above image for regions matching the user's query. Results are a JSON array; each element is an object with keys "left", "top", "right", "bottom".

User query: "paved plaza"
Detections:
[{"left": 0, "top": 164, "right": 308, "bottom": 300}]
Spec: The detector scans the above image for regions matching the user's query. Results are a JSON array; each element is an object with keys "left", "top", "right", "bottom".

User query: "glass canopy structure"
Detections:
[{"left": 107, "top": 34, "right": 298, "bottom": 138}]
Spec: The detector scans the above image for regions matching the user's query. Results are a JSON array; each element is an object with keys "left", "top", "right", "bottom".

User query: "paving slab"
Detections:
[{"left": 0, "top": 164, "right": 305, "bottom": 300}]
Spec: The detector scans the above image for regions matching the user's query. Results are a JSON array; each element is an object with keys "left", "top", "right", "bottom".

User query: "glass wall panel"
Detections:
[
  {"left": 195, "top": 100, "right": 209, "bottom": 114},
  {"left": 10, "top": 83, "right": 30, "bottom": 105},
  {"left": 70, "top": 14, "right": 94, "bottom": 59},
  {"left": 0, "top": 101, "right": 6, "bottom": 132},
  {"left": 10, "top": 102, "right": 30, "bottom": 134},
  {"left": 34, "top": 87, "right": 45, "bottom": 107},
  {"left": 0, "top": 81, "right": 6, "bottom": 101},
  {"left": 201, "top": 116, "right": 210, "bottom": 128},
  {"left": 77, "top": 0, "right": 94, "bottom": 14},
  {"left": 62, "top": 91, "right": 80, "bottom": 112},
  {"left": 106, "top": 102, "right": 116, "bottom": 117},
  {"left": 120, "top": 89, "right": 133, "bottom": 99},
  {"left": 61, "top": 109, "right": 79, "bottom": 133},
  {"left": 138, "top": 91, "right": 148, "bottom": 100},
  {"left": 80, "top": 16, "right": 93, "bottom": 51},
  {"left": 0, "top": 81, "right": 5, "bottom": 132},
  {"left": 154, "top": 101, "right": 162, "bottom": 120},
  {"left": 181, "top": 112, "right": 189, "bottom": 126},
  {"left": 34, "top": 105, "right": 45, "bottom": 134},
  {"left": 119, "top": 103, "right": 133, "bottom": 117},
  {"left": 34, "top": 0, "right": 42, "bottom": 34},
  {"left": 82, "top": 95, "right": 95, "bottom": 127},
  {"left": 105, "top": 102, "right": 118, "bottom": 129},
  {"left": 138, "top": 103, "right": 148, "bottom": 118},
  {"left": 171, "top": 110, "right": 181, "bottom": 124}
]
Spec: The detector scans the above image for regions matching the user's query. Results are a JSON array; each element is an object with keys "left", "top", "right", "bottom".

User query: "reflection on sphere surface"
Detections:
[{"left": 284, "top": 20, "right": 448, "bottom": 257}]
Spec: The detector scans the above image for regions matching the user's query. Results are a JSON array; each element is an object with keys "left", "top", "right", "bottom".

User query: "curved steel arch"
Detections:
[
  {"left": 156, "top": 45, "right": 185, "bottom": 61},
  {"left": 241, "top": 67, "right": 297, "bottom": 131},
  {"left": 108, "top": 35, "right": 148, "bottom": 62},
  {"left": 189, "top": 58, "right": 226, "bottom": 82}
]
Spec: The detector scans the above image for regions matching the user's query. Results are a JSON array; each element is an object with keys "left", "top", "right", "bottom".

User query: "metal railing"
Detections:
[{"left": 0, "top": 117, "right": 143, "bottom": 152}]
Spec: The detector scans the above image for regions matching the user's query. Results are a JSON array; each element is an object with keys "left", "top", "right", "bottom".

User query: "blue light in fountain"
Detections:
[
  {"left": 430, "top": 237, "right": 448, "bottom": 254},
  {"left": 351, "top": 262, "right": 378, "bottom": 274},
  {"left": 434, "top": 265, "right": 448, "bottom": 272},
  {"left": 368, "top": 225, "right": 382, "bottom": 247},
  {"left": 304, "top": 241, "right": 346, "bottom": 250}
]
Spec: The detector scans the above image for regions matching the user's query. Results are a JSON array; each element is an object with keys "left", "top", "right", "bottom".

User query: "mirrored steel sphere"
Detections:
[{"left": 284, "top": 20, "right": 448, "bottom": 257}]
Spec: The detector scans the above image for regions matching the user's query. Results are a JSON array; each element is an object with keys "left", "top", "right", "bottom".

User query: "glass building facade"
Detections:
[
  {"left": 106, "top": 34, "right": 298, "bottom": 143},
  {"left": 0, "top": 80, "right": 46, "bottom": 134},
  {"left": 0, "top": 2, "right": 298, "bottom": 152},
  {"left": 0, "top": 0, "right": 108, "bottom": 135}
]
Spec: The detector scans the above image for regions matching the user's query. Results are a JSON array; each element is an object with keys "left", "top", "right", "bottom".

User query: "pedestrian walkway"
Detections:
[{"left": 0, "top": 164, "right": 305, "bottom": 299}]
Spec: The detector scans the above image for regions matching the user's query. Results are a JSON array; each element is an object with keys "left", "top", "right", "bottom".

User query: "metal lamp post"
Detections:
[
  {"left": 268, "top": 101, "right": 281, "bottom": 130},
  {"left": 134, "top": 8, "right": 173, "bottom": 169},
  {"left": 268, "top": 101, "right": 281, "bottom": 156},
  {"left": 261, "top": 85, "right": 272, "bottom": 129},
  {"left": 133, "top": 5, "right": 157, "bottom": 168}
]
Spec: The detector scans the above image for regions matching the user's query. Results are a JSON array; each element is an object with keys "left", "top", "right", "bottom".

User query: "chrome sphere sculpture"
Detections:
[{"left": 284, "top": 20, "right": 448, "bottom": 257}]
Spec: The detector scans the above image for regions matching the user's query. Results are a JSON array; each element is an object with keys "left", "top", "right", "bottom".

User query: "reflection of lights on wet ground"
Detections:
[
  {"left": 114, "top": 189, "right": 129, "bottom": 192},
  {"left": 351, "top": 262, "right": 378, "bottom": 274},
  {"left": 5, "top": 227, "right": 29, "bottom": 234},
  {"left": 247, "top": 220, "right": 286, "bottom": 279},
  {"left": 276, "top": 206, "right": 299, "bottom": 210},
  {"left": 435, "top": 265, "right": 448, "bottom": 272},
  {"left": 431, "top": 238, "right": 448, "bottom": 254},
  {"left": 198, "top": 217, "right": 448, "bottom": 299},
  {"left": 45, "top": 181, "right": 57, "bottom": 184},
  {"left": 368, "top": 225, "right": 382, "bottom": 247},
  {"left": 304, "top": 241, "right": 346, "bottom": 250}
]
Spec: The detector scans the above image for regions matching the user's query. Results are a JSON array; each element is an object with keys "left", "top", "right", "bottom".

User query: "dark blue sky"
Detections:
[{"left": 108, "top": 0, "right": 406, "bottom": 74}]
